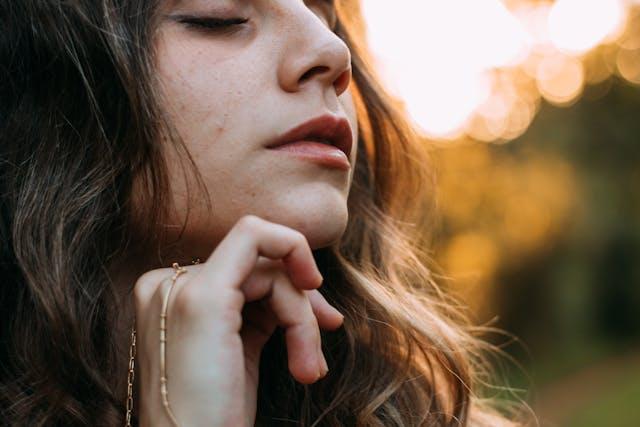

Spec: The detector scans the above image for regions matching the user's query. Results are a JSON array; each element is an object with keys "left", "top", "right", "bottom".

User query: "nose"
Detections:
[{"left": 276, "top": 5, "right": 352, "bottom": 97}]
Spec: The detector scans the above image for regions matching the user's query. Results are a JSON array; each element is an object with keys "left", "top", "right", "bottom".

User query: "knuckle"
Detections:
[
  {"left": 292, "top": 232, "right": 314, "bottom": 255},
  {"left": 292, "top": 230, "right": 308, "bottom": 246},
  {"left": 272, "top": 270, "right": 299, "bottom": 296},
  {"left": 133, "top": 268, "right": 169, "bottom": 303},
  {"left": 300, "top": 316, "right": 320, "bottom": 336},
  {"left": 236, "top": 214, "right": 264, "bottom": 234}
]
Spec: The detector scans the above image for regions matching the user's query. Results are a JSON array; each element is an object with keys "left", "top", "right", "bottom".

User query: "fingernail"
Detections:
[
  {"left": 331, "top": 309, "right": 345, "bottom": 327},
  {"left": 318, "top": 351, "right": 329, "bottom": 377}
]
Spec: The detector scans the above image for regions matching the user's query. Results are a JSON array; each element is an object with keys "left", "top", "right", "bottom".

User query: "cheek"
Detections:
[
  {"left": 154, "top": 34, "right": 256, "bottom": 141},
  {"left": 157, "top": 58, "right": 227, "bottom": 132}
]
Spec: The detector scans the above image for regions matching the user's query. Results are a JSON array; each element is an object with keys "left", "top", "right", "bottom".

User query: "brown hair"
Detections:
[{"left": 0, "top": 0, "right": 532, "bottom": 425}]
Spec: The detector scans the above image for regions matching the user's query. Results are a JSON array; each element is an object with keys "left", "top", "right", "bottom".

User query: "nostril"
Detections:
[
  {"left": 300, "top": 65, "right": 331, "bottom": 83},
  {"left": 333, "top": 68, "right": 351, "bottom": 94}
]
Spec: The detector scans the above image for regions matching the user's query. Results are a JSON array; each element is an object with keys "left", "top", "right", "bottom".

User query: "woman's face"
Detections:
[{"left": 153, "top": 0, "right": 358, "bottom": 257}]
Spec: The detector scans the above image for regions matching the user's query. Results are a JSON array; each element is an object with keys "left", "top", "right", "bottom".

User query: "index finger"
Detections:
[{"left": 197, "top": 215, "right": 323, "bottom": 293}]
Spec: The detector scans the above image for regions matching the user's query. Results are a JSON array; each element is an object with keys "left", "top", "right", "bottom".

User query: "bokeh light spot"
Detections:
[
  {"left": 361, "top": 0, "right": 639, "bottom": 143},
  {"left": 536, "top": 54, "right": 585, "bottom": 106},
  {"left": 548, "top": 0, "right": 626, "bottom": 54},
  {"left": 616, "top": 48, "right": 640, "bottom": 84}
]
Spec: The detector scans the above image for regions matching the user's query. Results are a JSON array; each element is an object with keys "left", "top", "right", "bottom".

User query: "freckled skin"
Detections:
[{"left": 149, "top": 0, "right": 358, "bottom": 257}]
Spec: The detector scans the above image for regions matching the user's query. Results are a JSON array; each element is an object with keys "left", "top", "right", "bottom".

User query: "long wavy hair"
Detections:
[{"left": 0, "top": 0, "right": 532, "bottom": 425}]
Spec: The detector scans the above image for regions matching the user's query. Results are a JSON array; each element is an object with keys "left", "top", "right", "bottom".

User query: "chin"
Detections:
[
  {"left": 161, "top": 194, "right": 350, "bottom": 258},
  {"left": 304, "top": 217, "right": 348, "bottom": 249},
  {"left": 261, "top": 205, "right": 349, "bottom": 250}
]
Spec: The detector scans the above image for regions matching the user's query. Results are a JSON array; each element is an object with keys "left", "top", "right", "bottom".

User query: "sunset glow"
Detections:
[
  {"left": 361, "top": 0, "right": 639, "bottom": 142},
  {"left": 548, "top": 0, "right": 625, "bottom": 54}
]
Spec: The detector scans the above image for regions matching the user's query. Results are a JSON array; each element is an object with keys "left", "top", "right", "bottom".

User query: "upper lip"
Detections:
[{"left": 265, "top": 114, "right": 353, "bottom": 159}]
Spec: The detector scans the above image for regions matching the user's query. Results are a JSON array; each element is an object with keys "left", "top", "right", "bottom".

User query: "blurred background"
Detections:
[{"left": 358, "top": 0, "right": 640, "bottom": 426}]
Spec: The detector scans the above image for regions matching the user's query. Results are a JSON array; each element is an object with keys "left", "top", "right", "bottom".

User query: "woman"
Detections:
[{"left": 0, "top": 0, "right": 530, "bottom": 425}]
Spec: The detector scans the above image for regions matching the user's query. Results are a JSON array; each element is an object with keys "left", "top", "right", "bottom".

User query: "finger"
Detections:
[
  {"left": 241, "top": 272, "right": 343, "bottom": 332},
  {"left": 197, "top": 216, "right": 323, "bottom": 305},
  {"left": 239, "top": 257, "right": 284, "bottom": 302},
  {"left": 238, "top": 260, "right": 342, "bottom": 383},
  {"left": 263, "top": 271, "right": 326, "bottom": 384},
  {"left": 307, "top": 289, "right": 345, "bottom": 331},
  {"left": 239, "top": 258, "right": 343, "bottom": 331},
  {"left": 160, "top": 259, "right": 325, "bottom": 385}
]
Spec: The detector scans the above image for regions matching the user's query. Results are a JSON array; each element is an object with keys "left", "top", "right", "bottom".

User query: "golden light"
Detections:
[
  {"left": 548, "top": 0, "right": 626, "bottom": 54},
  {"left": 361, "top": 0, "right": 640, "bottom": 143},
  {"left": 513, "top": 3, "right": 554, "bottom": 52},
  {"left": 616, "top": 48, "right": 640, "bottom": 83},
  {"left": 583, "top": 47, "right": 617, "bottom": 84},
  {"left": 536, "top": 53, "right": 585, "bottom": 105},
  {"left": 441, "top": 231, "right": 500, "bottom": 313},
  {"left": 361, "top": 0, "right": 529, "bottom": 139}
]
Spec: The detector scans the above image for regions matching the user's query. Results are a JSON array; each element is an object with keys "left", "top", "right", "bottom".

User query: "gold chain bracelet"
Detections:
[
  {"left": 125, "top": 258, "right": 201, "bottom": 427},
  {"left": 159, "top": 262, "right": 188, "bottom": 426}
]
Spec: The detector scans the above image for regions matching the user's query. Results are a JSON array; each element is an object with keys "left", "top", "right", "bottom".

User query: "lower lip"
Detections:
[{"left": 267, "top": 141, "right": 350, "bottom": 170}]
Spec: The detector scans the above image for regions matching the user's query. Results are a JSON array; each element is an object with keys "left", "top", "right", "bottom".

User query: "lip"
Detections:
[{"left": 265, "top": 114, "right": 353, "bottom": 160}]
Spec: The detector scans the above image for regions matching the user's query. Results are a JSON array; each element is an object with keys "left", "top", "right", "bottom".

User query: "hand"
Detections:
[{"left": 133, "top": 215, "right": 345, "bottom": 427}]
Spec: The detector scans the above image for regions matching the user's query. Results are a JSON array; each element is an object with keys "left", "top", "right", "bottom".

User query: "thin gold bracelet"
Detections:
[
  {"left": 159, "top": 262, "right": 189, "bottom": 427},
  {"left": 124, "top": 259, "right": 201, "bottom": 427}
]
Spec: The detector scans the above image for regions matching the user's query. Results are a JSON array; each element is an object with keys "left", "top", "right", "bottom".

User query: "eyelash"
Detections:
[
  {"left": 175, "top": 1, "right": 337, "bottom": 33},
  {"left": 177, "top": 17, "right": 250, "bottom": 32}
]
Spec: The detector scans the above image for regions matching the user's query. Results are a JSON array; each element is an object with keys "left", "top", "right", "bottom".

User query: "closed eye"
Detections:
[{"left": 171, "top": 15, "right": 249, "bottom": 33}]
